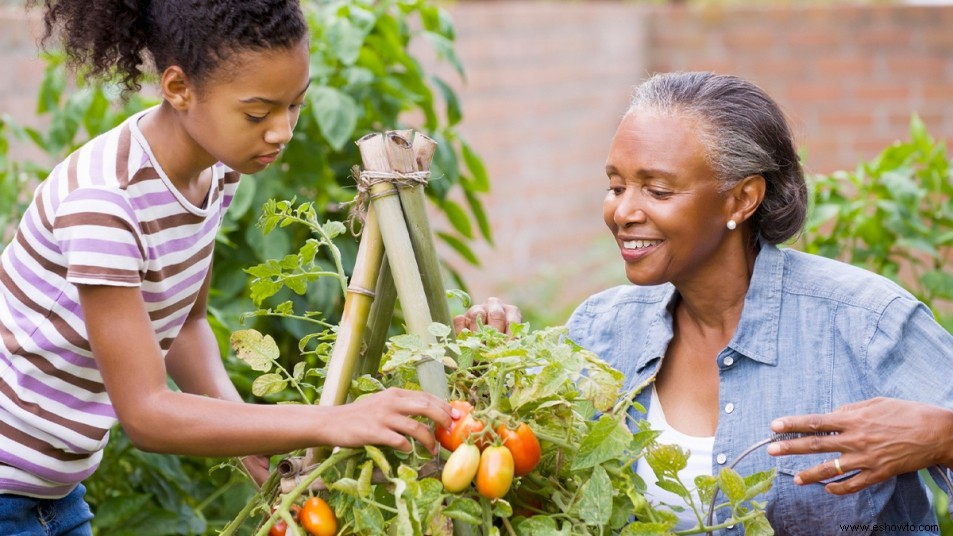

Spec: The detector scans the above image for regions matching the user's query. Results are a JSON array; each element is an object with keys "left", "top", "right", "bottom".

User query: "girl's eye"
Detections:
[
  {"left": 290, "top": 102, "right": 307, "bottom": 112},
  {"left": 245, "top": 113, "right": 268, "bottom": 123}
]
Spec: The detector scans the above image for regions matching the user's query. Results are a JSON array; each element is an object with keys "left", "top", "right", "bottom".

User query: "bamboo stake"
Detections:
[
  {"left": 317, "top": 204, "right": 385, "bottom": 407},
  {"left": 359, "top": 132, "right": 449, "bottom": 400},
  {"left": 358, "top": 257, "right": 397, "bottom": 377},
  {"left": 399, "top": 133, "right": 452, "bottom": 327}
]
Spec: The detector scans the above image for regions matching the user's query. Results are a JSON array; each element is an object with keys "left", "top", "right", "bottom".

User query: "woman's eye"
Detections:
[
  {"left": 245, "top": 113, "right": 268, "bottom": 123},
  {"left": 647, "top": 188, "right": 673, "bottom": 199}
]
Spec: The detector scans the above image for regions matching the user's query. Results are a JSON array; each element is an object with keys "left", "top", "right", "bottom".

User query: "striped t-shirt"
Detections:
[{"left": 0, "top": 107, "right": 240, "bottom": 498}]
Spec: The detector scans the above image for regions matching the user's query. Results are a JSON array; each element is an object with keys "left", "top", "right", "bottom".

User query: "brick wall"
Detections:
[
  {"left": 2, "top": 2, "right": 951, "bottom": 323},
  {"left": 439, "top": 2, "right": 953, "bottom": 321},
  {"left": 0, "top": 7, "right": 45, "bottom": 144}
]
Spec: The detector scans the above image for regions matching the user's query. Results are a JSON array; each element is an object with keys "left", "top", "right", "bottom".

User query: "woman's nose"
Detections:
[{"left": 613, "top": 190, "right": 647, "bottom": 226}]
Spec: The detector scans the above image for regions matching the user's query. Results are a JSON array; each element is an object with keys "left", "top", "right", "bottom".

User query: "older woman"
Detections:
[{"left": 457, "top": 72, "right": 953, "bottom": 535}]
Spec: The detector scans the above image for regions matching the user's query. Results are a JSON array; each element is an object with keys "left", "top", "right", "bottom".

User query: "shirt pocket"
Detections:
[{"left": 771, "top": 453, "right": 884, "bottom": 536}]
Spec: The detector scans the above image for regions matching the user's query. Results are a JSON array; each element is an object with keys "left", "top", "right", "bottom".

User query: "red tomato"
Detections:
[
  {"left": 435, "top": 400, "right": 486, "bottom": 451},
  {"left": 299, "top": 496, "right": 337, "bottom": 536},
  {"left": 269, "top": 520, "right": 288, "bottom": 536},
  {"left": 441, "top": 442, "right": 481, "bottom": 492},
  {"left": 476, "top": 445, "right": 515, "bottom": 500},
  {"left": 497, "top": 422, "right": 542, "bottom": 476}
]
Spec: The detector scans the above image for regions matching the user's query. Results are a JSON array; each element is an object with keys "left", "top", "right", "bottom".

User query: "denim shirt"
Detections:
[{"left": 566, "top": 243, "right": 953, "bottom": 536}]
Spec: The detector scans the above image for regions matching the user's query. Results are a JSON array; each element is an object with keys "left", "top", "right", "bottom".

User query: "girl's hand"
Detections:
[
  {"left": 452, "top": 297, "right": 521, "bottom": 335},
  {"left": 767, "top": 397, "right": 953, "bottom": 494},
  {"left": 241, "top": 455, "right": 272, "bottom": 487},
  {"left": 331, "top": 388, "right": 454, "bottom": 454}
]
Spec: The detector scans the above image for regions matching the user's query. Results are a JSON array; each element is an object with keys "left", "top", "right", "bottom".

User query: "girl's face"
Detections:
[
  {"left": 603, "top": 110, "right": 734, "bottom": 287},
  {"left": 182, "top": 38, "right": 311, "bottom": 175}
]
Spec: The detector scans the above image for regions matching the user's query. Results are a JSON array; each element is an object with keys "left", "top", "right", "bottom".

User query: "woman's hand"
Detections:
[
  {"left": 452, "top": 297, "right": 522, "bottom": 335},
  {"left": 767, "top": 397, "right": 953, "bottom": 494}
]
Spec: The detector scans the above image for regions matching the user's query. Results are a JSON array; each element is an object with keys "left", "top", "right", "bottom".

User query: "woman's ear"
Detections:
[
  {"left": 729, "top": 174, "right": 767, "bottom": 224},
  {"left": 160, "top": 66, "right": 192, "bottom": 111}
]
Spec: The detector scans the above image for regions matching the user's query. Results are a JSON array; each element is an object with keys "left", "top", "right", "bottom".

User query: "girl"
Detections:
[{"left": 1, "top": 1, "right": 452, "bottom": 534}]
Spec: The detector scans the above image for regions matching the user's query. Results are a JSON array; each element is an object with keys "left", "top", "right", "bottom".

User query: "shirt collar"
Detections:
[
  {"left": 728, "top": 241, "right": 783, "bottom": 366},
  {"left": 632, "top": 241, "right": 784, "bottom": 373}
]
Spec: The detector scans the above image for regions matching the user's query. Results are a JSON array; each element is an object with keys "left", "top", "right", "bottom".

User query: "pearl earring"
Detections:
[{"left": 727, "top": 219, "right": 737, "bottom": 230}]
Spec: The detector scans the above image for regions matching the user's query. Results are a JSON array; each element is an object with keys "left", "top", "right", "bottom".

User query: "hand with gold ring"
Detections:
[
  {"left": 833, "top": 457, "right": 844, "bottom": 476},
  {"left": 766, "top": 397, "right": 953, "bottom": 495}
]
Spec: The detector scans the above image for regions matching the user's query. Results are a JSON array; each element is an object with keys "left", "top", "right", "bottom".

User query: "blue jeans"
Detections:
[{"left": 0, "top": 484, "right": 93, "bottom": 536}]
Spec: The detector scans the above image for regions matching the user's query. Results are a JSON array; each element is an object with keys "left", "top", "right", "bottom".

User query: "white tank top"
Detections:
[{"left": 635, "top": 385, "right": 716, "bottom": 531}]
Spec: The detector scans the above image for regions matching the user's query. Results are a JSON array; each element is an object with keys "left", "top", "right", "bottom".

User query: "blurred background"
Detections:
[{"left": 3, "top": 0, "right": 953, "bottom": 324}]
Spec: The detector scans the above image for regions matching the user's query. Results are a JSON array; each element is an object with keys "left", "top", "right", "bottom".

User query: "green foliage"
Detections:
[
  {"left": 224, "top": 205, "right": 772, "bottom": 535},
  {"left": 84, "top": 430, "right": 256, "bottom": 536},
  {"left": 228, "top": 322, "right": 773, "bottom": 536},
  {"left": 800, "top": 114, "right": 953, "bottom": 331}
]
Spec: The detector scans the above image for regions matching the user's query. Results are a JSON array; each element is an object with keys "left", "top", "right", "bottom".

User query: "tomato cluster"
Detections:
[
  {"left": 269, "top": 497, "right": 336, "bottom": 536},
  {"left": 436, "top": 400, "right": 541, "bottom": 500}
]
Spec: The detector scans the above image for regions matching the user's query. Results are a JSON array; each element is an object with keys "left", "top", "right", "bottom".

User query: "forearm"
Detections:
[
  {"left": 942, "top": 407, "right": 953, "bottom": 468},
  {"left": 120, "top": 390, "right": 338, "bottom": 456}
]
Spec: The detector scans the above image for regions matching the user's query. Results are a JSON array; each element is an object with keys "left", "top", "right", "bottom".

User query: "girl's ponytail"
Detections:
[{"left": 30, "top": 0, "right": 153, "bottom": 92}]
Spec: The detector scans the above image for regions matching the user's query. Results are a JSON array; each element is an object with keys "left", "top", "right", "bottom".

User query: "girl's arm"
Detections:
[{"left": 77, "top": 282, "right": 452, "bottom": 459}]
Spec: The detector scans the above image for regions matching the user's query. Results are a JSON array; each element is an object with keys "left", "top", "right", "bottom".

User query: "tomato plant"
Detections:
[
  {"left": 441, "top": 443, "right": 481, "bottom": 493},
  {"left": 497, "top": 422, "right": 541, "bottom": 477},
  {"left": 222, "top": 203, "right": 776, "bottom": 535},
  {"left": 435, "top": 400, "right": 485, "bottom": 452},
  {"left": 299, "top": 496, "right": 337, "bottom": 536},
  {"left": 475, "top": 445, "right": 514, "bottom": 500}
]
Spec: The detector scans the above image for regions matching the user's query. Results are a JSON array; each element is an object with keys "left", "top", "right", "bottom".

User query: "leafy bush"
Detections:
[{"left": 800, "top": 115, "right": 953, "bottom": 331}]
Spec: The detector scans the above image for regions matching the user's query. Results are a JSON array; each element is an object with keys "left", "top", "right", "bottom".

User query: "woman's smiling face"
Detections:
[{"left": 604, "top": 110, "right": 734, "bottom": 287}]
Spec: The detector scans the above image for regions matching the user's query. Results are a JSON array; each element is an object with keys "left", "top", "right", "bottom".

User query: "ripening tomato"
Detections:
[
  {"left": 476, "top": 445, "right": 515, "bottom": 500},
  {"left": 497, "top": 422, "right": 541, "bottom": 476},
  {"left": 435, "top": 400, "right": 486, "bottom": 451},
  {"left": 299, "top": 496, "right": 337, "bottom": 536},
  {"left": 269, "top": 520, "right": 289, "bottom": 536},
  {"left": 441, "top": 442, "right": 481, "bottom": 492}
]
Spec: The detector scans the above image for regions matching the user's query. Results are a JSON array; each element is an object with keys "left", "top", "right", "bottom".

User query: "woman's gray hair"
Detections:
[{"left": 627, "top": 71, "right": 807, "bottom": 245}]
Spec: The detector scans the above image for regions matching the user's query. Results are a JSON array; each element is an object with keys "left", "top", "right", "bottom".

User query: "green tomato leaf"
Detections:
[
  {"left": 230, "top": 329, "right": 279, "bottom": 371},
  {"left": 572, "top": 415, "right": 631, "bottom": 470},
  {"left": 354, "top": 502, "right": 385, "bottom": 534},
  {"left": 442, "top": 497, "right": 482, "bottom": 526},
  {"left": 744, "top": 469, "right": 777, "bottom": 501},
  {"left": 743, "top": 512, "right": 775, "bottom": 536},
  {"left": 578, "top": 465, "right": 613, "bottom": 525},
  {"left": 330, "top": 477, "right": 360, "bottom": 497},
  {"left": 251, "top": 373, "right": 286, "bottom": 397},
  {"left": 718, "top": 467, "right": 748, "bottom": 506},
  {"left": 644, "top": 443, "right": 689, "bottom": 478},
  {"left": 365, "top": 445, "right": 392, "bottom": 477}
]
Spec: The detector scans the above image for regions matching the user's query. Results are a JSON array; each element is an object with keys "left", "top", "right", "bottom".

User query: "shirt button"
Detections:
[
  {"left": 724, "top": 402, "right": 735, "bottom": 414},
  {"left": 723, "top": 356, "right": 734, "bottom": 367},
  {"left": 716, "top": 453, "right": 727, "bottom": 464}
]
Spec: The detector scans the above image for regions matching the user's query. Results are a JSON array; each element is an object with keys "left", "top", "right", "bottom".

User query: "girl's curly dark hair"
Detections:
[{"left": 28, "top": 0, "right": 309, "bottom": 93}]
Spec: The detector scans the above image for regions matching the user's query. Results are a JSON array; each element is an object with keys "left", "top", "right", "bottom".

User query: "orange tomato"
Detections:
[
  {"left": 476, "top": 445, "right": 514, "bottom": 500},
  {"left": 441, "top": 443, "right": 481, "bottom": 492},
  {"left": 299, "top": 496, "right": 337, "bottom": 536},
  {"left": 435, "top": 400, "right": 486, "bottom": 451},
  {"left": 497, "top": 422, "right": 541, "bottom": 476}
]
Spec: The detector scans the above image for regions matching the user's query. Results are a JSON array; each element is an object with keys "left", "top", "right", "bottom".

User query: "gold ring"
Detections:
[{"left": 834, "top": 458, "right": 844, "bottom": 475}]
